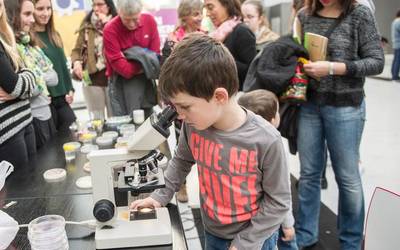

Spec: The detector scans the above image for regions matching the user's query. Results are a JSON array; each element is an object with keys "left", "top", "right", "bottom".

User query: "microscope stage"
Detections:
[{"left": 95, "top": 207, "right": 172, "bottom": 249}]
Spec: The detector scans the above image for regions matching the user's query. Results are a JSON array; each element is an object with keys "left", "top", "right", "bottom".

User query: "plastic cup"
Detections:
[
  {"left": 79, "top": 131, "right": 97, "bottom": 145},
  {"left": 63, "top": 142, "right": 81, "bottom": 162},
  {"left": 119, "top": 124, "right": 135, "bottom": 135},
  {"left": 27, "top": 215, "right": 69, "bottom": 250},
  {"left": 115, "top": 137, "right": 129, "bottom": 149},
  {"left": 133, "top": 109, "right": 145, "bottom": 124}
]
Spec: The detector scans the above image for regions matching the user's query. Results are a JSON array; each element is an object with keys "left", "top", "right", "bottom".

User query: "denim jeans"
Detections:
[
  {"left": 391, "top": 48, "right": 400, "bottom": 80},
  {"left": 278, "top": 227, "right": 298, "bottom": 250},
  {"left": 205, "top": 230, "right": 278, "bottom": 250},
  {"left": 295, "top": 101, "right": 365, "bottom": 250}
]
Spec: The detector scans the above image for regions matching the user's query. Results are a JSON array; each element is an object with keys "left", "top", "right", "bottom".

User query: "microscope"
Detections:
[{"left": 88, "top": 106, "right": 178, "bottom": 249}]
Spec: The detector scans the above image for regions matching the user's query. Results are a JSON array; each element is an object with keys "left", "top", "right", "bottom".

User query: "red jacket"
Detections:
[{"left": 103, "top": 13, "right": 160, "bottom": 79}]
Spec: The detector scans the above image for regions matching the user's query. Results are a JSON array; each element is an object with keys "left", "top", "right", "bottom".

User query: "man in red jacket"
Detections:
[{"left": 103, "top": 0, "right": 160, "bottom": 116}]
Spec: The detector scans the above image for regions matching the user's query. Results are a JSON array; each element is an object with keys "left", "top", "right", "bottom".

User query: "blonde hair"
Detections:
[
  {"left": 178, "top": 0, "right": 203, "bottom": 20},
  {"left": 242, "top": 0, "right": 270, "bottom": 28},
  {"left": 0, "top": 4, "right": 21, "bottom": 70}
]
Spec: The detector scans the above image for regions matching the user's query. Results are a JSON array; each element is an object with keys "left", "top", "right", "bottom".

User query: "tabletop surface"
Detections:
[{"left": 1, "top": 130, "right": 187, "bottom": 250}]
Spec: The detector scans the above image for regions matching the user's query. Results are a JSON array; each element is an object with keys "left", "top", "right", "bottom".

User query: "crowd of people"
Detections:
[{"left": 0, "top": 0, "right": 386, "bottom": 249}]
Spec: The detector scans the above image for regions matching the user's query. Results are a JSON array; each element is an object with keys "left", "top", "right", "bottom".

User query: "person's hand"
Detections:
[
  {"left": 130, "top": 197, "right": 161, "bottom": 210},
  {"left": 303, "top": 61, "right": 330, "bottom": 79},
  {"left": 73, "top": 61, "right": 83, "bottom": 80},
  {"left": 0, "top": 87, "right": 14, "bottom": 101},
  {"left": 280, "top": 226, "right": 295, "bottom": 242},
  {"left": 65, "top": 90, "right": 74, "bottom": 104},
  {"left": 229, "top": 245, "right": 238, "bottom": 250}
]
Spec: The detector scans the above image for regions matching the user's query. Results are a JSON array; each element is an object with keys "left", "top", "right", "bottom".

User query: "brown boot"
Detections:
[{"left": 177, "top": 183, "right": 188, "bottom": 203}]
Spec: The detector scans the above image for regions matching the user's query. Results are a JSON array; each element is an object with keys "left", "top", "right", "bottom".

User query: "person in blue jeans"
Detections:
[
  {"left": 391, "top": 9, "right": 400, "bottom": 81},
  {"left": 205, "top": 230, "right": 279, "bottom": 250},
  {"left": 296, "top": 0, "right": 384, "bottom": 249}
]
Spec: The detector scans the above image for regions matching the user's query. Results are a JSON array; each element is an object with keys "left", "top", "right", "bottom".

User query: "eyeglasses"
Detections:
[
  {"left": 92, "top": 2, "right": 106, "bottom": 8},
  {"left": 244, "top": 14, "right": 258, "bottom": 20}
]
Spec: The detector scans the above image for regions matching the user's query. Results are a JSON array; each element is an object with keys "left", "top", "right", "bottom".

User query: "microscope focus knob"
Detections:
[{"left": 93, "top": 199, "right": 115, "bottom": 222}]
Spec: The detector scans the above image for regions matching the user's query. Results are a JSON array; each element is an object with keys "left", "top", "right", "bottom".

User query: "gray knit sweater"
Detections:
[{"left": 298, "top": 3, "right": 384, "bottom": 106}]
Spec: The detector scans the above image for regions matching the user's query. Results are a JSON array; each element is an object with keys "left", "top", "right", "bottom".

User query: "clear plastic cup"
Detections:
[
  {"left": 119, "top": 123, "right": 135, "bottom": 135},
  {"left": 79, "top": 131, "right": 97, "bottom": 145},
  {"left": 115, "top": 137, "right": 129, "bottom": 149},
  {"left": 63, "top": 142, "right": 81, "bottom": 162},
  {"left": 27, "top": 215, "right": 69, "bottom": 250}
]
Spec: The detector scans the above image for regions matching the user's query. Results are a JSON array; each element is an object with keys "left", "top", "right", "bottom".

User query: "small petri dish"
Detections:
[
  {"left": 43, "top": 168, "right": 67, "bottom": 182},
  {"left": 75, "top": 176, "right": 92, "bottom": 189},
  {"left": 81, "top": 144, "right": 99, "bottom": 154}
]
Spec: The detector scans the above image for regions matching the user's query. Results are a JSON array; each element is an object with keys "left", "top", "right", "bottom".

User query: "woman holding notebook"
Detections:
[{"left": 294, "top": 0, "right": 384, "bottom": 249}]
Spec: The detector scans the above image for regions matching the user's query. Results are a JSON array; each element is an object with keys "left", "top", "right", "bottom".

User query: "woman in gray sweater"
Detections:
[{"left": 295, "top": 0, "right": 384, "bottom": 249}]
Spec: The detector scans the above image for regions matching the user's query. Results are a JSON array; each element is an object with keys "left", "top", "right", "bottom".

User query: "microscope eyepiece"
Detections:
[{"left": 156, "top": 105, "right": 178, "bottom": 130}]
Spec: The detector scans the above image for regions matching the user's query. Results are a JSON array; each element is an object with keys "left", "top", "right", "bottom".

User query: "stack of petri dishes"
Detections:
[{"left": 28, "top": 215, "right": 69, "bottom": 250}]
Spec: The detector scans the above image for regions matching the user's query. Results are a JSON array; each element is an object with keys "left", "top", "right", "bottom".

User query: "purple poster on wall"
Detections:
[{"left": 149, "top": 9, "right": 178, "bottom": 46}]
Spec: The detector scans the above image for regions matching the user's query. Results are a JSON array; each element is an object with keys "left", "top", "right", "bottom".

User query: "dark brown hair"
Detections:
[
  {"left": 32, "top": 0, "right": 63, "bottom": 48},
  {"left": 238, "top": 89, "right": 278, "bottom": 122},
  {"left": 159, "top": 33, "right": 238, "bottom": 101},
  {"left": 84, "top": 0, "right": 117, "bottom": 23},
  {"left": 292, "top": 0, "right": 305, "bottom": 13},
  {"left": 4, "top": 0, "right": 41, "bottom": 46},
  {"left": 305, "top": 0, "right": 355, "bottom": 18},
  {"left": 217, "top": 0, "right": 243, "bottom": 19},
  {"left": 397, "top": 9, "right": 400, "bottom": 18}
]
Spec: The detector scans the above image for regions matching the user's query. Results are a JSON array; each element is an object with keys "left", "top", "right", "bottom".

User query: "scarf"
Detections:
[
  {"left": 17, "top": 32, "right": 52, "bottom": 96},
  {"left": 88, "top": 14, "right": 112, "bottom": 72}
]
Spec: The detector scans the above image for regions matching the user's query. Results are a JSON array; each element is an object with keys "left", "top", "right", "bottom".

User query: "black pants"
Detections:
[
  {"left": 32, "top": 117, "right": 56, "bottom": 149},
  {"left": 50, "top": 95, "right": 76, "bottom": 132},
  {"left": 0, "top": 123, "right": 36, "bottom": 168}
]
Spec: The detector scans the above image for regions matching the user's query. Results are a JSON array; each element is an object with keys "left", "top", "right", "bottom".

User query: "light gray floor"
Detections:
[{"left": 74, "top": 76, "right": 400, "bottom": 250}]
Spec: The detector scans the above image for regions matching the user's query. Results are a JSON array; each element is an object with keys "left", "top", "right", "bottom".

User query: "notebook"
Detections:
[{"left": 304, "top": 32, "right": 328, "bottom": 62}]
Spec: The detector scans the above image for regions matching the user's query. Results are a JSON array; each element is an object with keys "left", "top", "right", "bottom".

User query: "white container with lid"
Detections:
[
  {"left": 80, "top": 144, "right": 99, "bottom": 160},
  {"left": 96, "top": 136, "right": 114, "bottom": 149},
  {"left": 102, "top": 131, "right": 119, "bottom": 142}
]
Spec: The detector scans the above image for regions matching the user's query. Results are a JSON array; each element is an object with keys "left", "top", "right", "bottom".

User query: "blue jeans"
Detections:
[
  {"left": 392, "top": 48, "right": 400, "bottom": 80},
  {"left": 295, "top": 101, "right": 365, "bottom": 250},
  {"left": 205, "top": 230, "right": 278, "bottom": 250},
  {"left": 278, "top": 227, "right": 298, "bottom": 250}
]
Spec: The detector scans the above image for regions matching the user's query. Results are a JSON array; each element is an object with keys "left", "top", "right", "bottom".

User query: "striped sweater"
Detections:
[{"left": 0, "top": 43, "right": 36, "bottom": 145}]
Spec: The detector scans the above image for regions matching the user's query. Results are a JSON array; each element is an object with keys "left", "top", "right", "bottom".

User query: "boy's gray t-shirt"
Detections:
[{"left": 151, "top": 110, "right": 291, "bottom": 249}]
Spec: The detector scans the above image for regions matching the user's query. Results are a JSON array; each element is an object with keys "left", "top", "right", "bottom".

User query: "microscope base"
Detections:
[{"left": 95, "top": 207, "right": 172, "bottom": 249}]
